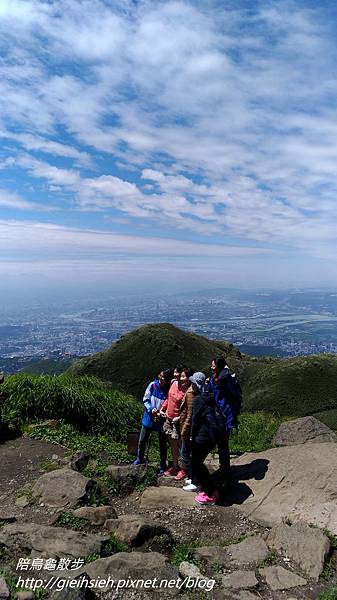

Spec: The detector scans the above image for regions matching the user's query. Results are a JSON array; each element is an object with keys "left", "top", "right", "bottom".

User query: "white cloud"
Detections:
[
  {"left": 0, "top": 0, "right": 337, "bottom": 266},
  {"left": 0, "top": 189, "right": 53, "bottom": 211},
  {"left": 0, "top": 219, "right": 271, "bottom": 259}
]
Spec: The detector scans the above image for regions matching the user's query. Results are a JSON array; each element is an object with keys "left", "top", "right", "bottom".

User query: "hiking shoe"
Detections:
[
  {"left": 132, "top": 458, "right": 143, "bottom": 466},
  {"left": 195, "top": 491, "right": 219, "bottom": 505},
  {"left": 158, "top": 464, "right": 168, "bottom": 475},
  {"left": 174, "top": 469, "right": 187, "bottom": 481},
  {"left": 183, "top": 483, "right": 197, "bottom": 492},
  {"left": 164, "top": 466, "right": 179, "bottom": 477}
]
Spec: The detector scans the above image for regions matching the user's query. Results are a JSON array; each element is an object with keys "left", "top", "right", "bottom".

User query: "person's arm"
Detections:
[{"left": 181, "top": 390, "right": 193, "bottom": 438}]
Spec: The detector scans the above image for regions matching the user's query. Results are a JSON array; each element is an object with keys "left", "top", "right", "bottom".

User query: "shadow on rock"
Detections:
[{"left": 214, "top": 459, "right": 269, "bottom": 507}]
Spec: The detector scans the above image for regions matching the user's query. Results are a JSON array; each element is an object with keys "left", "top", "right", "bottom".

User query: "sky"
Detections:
[{"left": 1, "top": 0, "right": 337, "bottom": 304}]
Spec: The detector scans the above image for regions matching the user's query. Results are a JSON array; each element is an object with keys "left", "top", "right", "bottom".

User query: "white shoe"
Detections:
[
  {"left": 183, "top": 483, "right": 197, "bottom": 492},
  {"left": 185, "top": 478, "right": 192, "bottom": 485}
]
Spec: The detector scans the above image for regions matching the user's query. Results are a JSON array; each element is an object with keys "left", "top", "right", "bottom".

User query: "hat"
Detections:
[{"left": 189, "top": 372, "right": 206, "bottom": 392}]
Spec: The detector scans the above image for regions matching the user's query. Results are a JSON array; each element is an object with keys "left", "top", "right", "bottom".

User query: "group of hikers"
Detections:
[{"left": 132, "top": 356, "right": 241, "bottom": 506}]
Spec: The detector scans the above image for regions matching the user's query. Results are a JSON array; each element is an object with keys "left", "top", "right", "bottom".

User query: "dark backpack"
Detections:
[{"left": 219, "top": 368, "right": 242, "bottom": 417}]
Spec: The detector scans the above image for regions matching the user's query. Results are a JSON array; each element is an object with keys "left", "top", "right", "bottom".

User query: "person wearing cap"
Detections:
[{"left": 178, "top": 371, "right": 205, "bottom": 490}]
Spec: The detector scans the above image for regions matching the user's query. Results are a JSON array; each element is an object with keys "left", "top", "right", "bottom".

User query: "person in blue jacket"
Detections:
[
  {"left": 207, "top": 356, "right": 237, "bottom": 478},
  {"left": 133, "top": 369, "right": 173, "bottom": 472}
]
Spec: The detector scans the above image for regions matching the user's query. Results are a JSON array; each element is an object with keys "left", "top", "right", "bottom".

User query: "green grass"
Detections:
[
  {"left": 39, "top": 458, "right": 59, "bottom": 472},
  {"left": 55, "top": 511, "right": 88, "bottom": 531},
  {"left": 26, "top": 422, "right": 134, "bottom": 462},
  {"left": 1, "top": 373, "right": 142, "bottom": 441},
  {"left": 257, "top": 549, "right": 278, "bottom": 568},
  {"left": 171, "top": 541, "right": 201, "bottom": 566},
  {"left": 230, "top": 412, "right": 282, "bottom": 453},
  {"left": 317, "top": 586, "right": 337, "bottom": 600}
]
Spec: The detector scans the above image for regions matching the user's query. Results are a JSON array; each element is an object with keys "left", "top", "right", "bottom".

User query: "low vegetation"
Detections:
[{"left": 0, "top": 373, "right": 142, "bottom": 440}]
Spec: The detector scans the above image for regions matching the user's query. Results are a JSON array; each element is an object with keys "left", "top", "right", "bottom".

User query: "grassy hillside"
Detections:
[
  {"left": 22, "top": 358, "right": 73, "bottom": 375},
  {"left": 241, "top": 354, "right": 337, "bottom": 424},
  {"left": 68, "top": 323, "right": 242, "bottom": 397}
]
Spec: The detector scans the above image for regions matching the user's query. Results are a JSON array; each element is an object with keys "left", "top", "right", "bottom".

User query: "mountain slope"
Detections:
[{"left": 68, "top": 322, "right": 242, "bottom": 397}]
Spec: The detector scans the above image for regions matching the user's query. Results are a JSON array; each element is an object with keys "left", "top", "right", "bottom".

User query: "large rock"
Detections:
[
  {"left": 259, "top": 565, "right": 307, "bottom": 590},
  {"left": 225, "top": 535, "right": 269, "bottom": 566},
  {"left": 72, "top": 505, "right": 117, "bottom": 525},
  {"left": 0, "top": 523, "right": 107, "bottom": 559},
  {"left": 266, "top": 521, "right": 330, "bottom": 580},
  {"left": 194, "top": 546, "right": 228, "bottom": 566},
  {"left": 0, "top": 578, "right": 9, "bottom": 599},
  {"left": 222, "top": 570, "right": 258, "bottom": 590},
  {"left": 231, "top": 443, "right": 337, "bottom": 534},
  {"left": 32, "top": 468, "right": 94, "bottom": 508},
  {"left": 140, "top": 486, "right": 196, "bottom": 509},
  {"left": 273, "top": 416, "right": 337, "bottom": 446},
  {"left": 106, "top": 464, "right": 146, "bottom": 493},
  {"left": 63, "top": 552, "right": 180, "bottom": 595},
  {"left": 105, "top": 514, "right": 171, "bottom": 546}
]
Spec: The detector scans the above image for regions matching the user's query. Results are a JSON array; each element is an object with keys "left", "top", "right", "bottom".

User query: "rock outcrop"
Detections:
[
  {"left": 273, "top": 415, "right": 337, "bottom": 446},
  {"left": 231, "top": 442, "right": 337, "bottom": 534}
]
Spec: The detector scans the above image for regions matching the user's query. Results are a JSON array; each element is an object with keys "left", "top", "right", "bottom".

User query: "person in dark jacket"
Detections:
[
  {"left": 207, "top": 356, "right": 236, "bottom": 477},
  {"left": 191, "top": 388, "right": 220, "bottom": 505},
  {"left": 133, "top": 369, "right": 173, "bottom": 472}
]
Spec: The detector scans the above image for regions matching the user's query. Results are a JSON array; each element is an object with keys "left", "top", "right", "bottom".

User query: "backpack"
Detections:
[{"left": 218, "top": 368, "right": 242, "bottom": 418}]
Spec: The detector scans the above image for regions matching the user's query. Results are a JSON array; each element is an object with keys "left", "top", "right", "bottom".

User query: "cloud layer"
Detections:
[{"left": 0, "top": 0, "right": 337, "bottom": 294}]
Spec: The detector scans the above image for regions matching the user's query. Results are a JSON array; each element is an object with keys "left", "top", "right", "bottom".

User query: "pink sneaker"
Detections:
[
  {"left": 164, "top": 466, "right": 179, "bottom": 477},
  {"left": 174, "top": 469, "right": 187, "bottom": 481},
  {"left": 195, "top": 490, "right": 219, "bottom": 505}
]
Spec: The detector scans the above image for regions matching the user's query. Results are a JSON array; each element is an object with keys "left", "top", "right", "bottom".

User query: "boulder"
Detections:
[
  {"left": 32, "top": 468, "right": 94, "bottom": 508},
  {"left": 140, "top": 487, "right": 196, "bottom": 509},
  {"left": 106, "top": 464, "right": 146, "bottom": 493},
  {"left": 105, "top": 514, "right": 171, "bottom": 546},
  {"left": 231, "top": 443, "right": 337, "bottom": 534},
  {"left": 225, "top": 535, "right": 269, "bottom": 566},
  {"left": 69, "top": 452, "right": 90, "bottom": 472},
  {"left": 0, "top": 578, "right": 9, "bottom": 599},
  {"left": 259, "top": 565, "right": 307, "bottom": 590},
  {"left": 72, "top": 506, "right": 117, "bottom": 525},
  {"left": 273, "top": 416, "right": 337, "bottom": 446},
  {"left": 62, "top": 552, "right": 180, "bottom": 595},
  {"left": 266, "top": 521, "right": 330, "bottom": 580},
  {"left": 222, "top": 570, "right": 258, "bottom": 590},
  {"left": 194, "top": 546, "right": 228, "bottom": 566},
  {"left": 0, "top": 523, "right": 107, "bottom": 559},
  {"left": 16, "top": 593, "right": 34, "bottom": 600}
]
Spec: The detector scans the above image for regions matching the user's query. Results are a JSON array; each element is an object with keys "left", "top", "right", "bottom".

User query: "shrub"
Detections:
[
  {"left": 1, "top": 373, "right": 142, "bottom": 441},
  {"left": 230, "top": 411, "right": 282, "bottom": 453}
]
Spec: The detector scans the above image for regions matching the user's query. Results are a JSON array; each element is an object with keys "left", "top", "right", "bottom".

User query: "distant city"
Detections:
[{"left": 1, "top": 288, "right": 337, "bottom": 373}]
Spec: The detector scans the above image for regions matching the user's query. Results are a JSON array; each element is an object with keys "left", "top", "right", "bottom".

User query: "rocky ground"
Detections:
[{"left": 1, "top": 417, "right": 337, "bottom": 600}]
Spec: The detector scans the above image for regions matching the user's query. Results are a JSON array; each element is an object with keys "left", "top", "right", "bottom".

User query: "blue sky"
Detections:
[{"left": 1, "top": 0, "right": 337, "bottom": 302}]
